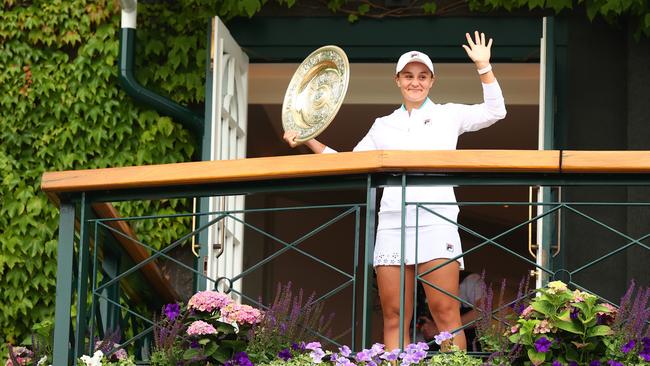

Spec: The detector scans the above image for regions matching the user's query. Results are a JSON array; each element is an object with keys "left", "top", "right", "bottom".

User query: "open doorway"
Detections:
[{"left": 243, "top": 62, "right": 540, "bottom": 346}]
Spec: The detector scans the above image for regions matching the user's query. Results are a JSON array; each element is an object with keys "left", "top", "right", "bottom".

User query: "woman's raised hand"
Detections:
[
  {"left": 462, "top": 31, "right": 492, "bottom": 68},
  {"left": 283, "top": 130, "right": 300, "bottom": 148}
]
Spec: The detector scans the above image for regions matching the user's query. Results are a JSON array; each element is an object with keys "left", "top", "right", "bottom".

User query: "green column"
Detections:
[
  {"left": 362, "top": 175, "right": 377, "bottom": 349},
  {"left": 75, "top": 194, "right": 91, "bottom": 358},
  {"left": 53, "top": 201, "right": 76, "bottom": 366}
]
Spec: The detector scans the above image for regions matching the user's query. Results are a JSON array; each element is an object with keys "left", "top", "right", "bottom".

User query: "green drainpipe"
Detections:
[{"left": 118, "top": 0, "right": 204, "bottom": 138}]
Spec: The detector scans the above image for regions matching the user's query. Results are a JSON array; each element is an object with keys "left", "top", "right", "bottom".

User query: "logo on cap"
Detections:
[{"left": 410, "top": 52, "right": 419, "bottom": 58}]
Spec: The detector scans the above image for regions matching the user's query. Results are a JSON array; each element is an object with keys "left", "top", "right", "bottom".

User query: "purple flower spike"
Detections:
[
  {"left": 570, "top": 307, "right": 579, "bottom": 320},
  {"left": 607, "top": 361, "right": 623, "bottom": 366},
  {"left": 568, "top": 362, "right": 578, "bottom": 366},
  {"left": 589, "top": 361, "right": 601, "bottom": 366},
  {"left": 534, "top": 337, "right": 552, "bottom": 353},
  {"left": 552, "top": 361, "right": 562, "bottom": 366},
  {"left": 163, "top": 303, "right": 180, "bottom": 321}
]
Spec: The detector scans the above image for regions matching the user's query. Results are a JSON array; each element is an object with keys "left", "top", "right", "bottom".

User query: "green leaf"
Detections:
[
  {"left": 546, "top": 0, "right": 573, "bottom": 13},
  {"left": 182, "top": 348, "right": 201, "bottom": 360},
  {"left": 587, "top": 324, "right": 613, "bottom": 337},
  {"left": 527, "top": 348, "right": 547, "bottom": 366},
  {"left": 347, "top": 13, "right": 358, "bottom": 23},
  {"left": 555, "top": 319, "right": 582, "bottom": 334},
  {"left": 357, "top": 4, "right": 370, "bottom": 15},
  {"left": 531, "top": 299, "right": 554, "bottom": 316},
  {"left": 423, "top": 1, "right": 437, "bottom": 14}
]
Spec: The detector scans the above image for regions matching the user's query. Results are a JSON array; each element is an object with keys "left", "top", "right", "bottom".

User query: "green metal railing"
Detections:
[{"left": 48, "top": 169, "right": 650, "bottom": 365}]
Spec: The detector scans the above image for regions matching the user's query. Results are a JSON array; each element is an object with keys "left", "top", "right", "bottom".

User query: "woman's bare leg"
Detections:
[
  {"left": 418, "top": 259, "right": 466, "bottom": 349},
  {"left": 376, "top": 265, "right": 415, "bottom": 351}
]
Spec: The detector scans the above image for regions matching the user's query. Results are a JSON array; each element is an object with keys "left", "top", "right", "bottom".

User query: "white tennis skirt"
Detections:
[{"left": 373, "top": 225, "right": 465, "bottom": 269}]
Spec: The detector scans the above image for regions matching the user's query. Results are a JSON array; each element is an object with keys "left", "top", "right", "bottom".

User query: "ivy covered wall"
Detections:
[{"left": 1, "top": 0, "right": 648, "bottom": 355}]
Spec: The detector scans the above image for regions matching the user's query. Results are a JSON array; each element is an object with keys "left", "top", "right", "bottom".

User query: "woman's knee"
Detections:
[{"left": 429, "top": 300, "right": 459, "bottom": 320}]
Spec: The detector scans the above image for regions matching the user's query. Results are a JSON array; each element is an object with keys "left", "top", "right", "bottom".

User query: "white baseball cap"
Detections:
[{"left": 395, "top": 50, "right": 434, "bottom": 74}]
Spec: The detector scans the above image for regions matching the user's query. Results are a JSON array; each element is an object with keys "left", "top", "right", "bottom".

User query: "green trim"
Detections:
[
  {"left": 118, "top": 28, "right": 204, "bottom": 137},
  {"left": 74, "top": 194, "right": 91, "bottom": 359},
  {"left": 227, "top": 17, "right": 542, "bottom": 62},
  {"left": 361, "top": 176, "right": 377, "bottom": 348},
  {"left": 53, "top": 202, "right": 76, "bottom": 366}
]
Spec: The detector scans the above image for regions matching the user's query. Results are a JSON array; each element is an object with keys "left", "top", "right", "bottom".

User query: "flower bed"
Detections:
[{"left": 5, "top": 281, "right": 649, "bottom": 366}]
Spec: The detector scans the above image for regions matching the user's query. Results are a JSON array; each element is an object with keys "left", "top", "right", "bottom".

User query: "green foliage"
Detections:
[
  {"left": 0, "top": 0, "right": 205, "bottom": 354},
  {"left": 320, "top": 0, "right": 650, "bottom": 38},
  {"left": 508, "top": 281, "right": 616, "bottom": 365},
  {"left": 428, "top": 345, "right": 482, "bottom": 366},
  {"left": 468, "top": 0, "right": 650, "bottom": 38}
]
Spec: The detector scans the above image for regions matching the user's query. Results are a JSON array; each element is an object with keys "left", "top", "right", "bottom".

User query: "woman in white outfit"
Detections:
[{"left": 283, "top": 31, "right": 506, "bottom": 350}]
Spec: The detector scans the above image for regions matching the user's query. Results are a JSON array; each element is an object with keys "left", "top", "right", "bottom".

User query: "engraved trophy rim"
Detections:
[{"left": 281, "top": 45, "right": 350, "bottom": 143}]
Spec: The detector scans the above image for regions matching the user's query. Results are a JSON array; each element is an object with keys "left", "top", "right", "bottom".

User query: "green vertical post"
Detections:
[
  {"left": 351, "top": 206, "right": 361, "bottom": 350},
  {"left": 362, "top": 175, "right": 376, "bottom": 349},
  {"left": 75, "top": 193, "right": 91, "bottom": 358},
  {"left": 53, "top": 201, "right": 76, "bottom": 366},
  {"left": 399, "top": 174, "right": 407, "bottom": 349},
  {"left": 541, "top": 16, "right": 556, "bottom": 285}
]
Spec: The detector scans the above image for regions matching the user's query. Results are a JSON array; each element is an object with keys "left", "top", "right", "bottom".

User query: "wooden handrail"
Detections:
[{"left": 41, "top": 150, "right": 650, "bottom": 199}]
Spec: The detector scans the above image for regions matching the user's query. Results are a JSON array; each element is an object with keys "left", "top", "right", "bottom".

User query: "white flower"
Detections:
[
  {"left": 79, "top": 350, "right": 104, "bottom": 366},
  {"left": 37, "top": 356, "right": 48, "bottom": 366}
]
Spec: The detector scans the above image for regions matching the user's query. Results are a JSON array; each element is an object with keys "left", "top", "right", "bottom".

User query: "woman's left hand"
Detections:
[{"left": 462, "top": 31, "right": 492, "bottom": 68}]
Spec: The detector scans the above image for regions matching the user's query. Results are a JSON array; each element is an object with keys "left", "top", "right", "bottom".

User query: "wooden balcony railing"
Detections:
[{"left": 41, "top": 150, "right": 650, "bottom": 365}]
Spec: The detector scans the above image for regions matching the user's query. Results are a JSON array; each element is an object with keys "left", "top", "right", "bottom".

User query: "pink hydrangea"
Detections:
[
  {"left": 187, "top": 320, "right": 218, "bottom": 336},
  {"left": 187, "top": 290, "right": 233, "bottom": 313},
  {"left": 93, "top": 342, "right": 128, "bottom": 361},
  {"left": 5, "top": 346, "right": 33, "bottom": 366},
  {"left": 521, "top": 305, "right": 534, "bottom": 318},
  {"left": 533, "top": 319, "right": 551, "bottom": 334},
  {"left": 221, "top": 303, "right": 263, "bottom": 325}
]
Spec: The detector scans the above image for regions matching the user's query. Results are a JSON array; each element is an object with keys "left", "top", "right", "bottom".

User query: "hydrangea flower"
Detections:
[
  {"left": 521, "top": 305, "right": 535, "bottom": 318},
  {"left": 533, "top": 319, "right": 551, "bottom": 334},
  {"left": 606, "top": 361, "right": 623, "bottom": 366},
  {"left": 187, "top": 320, "right": 218, "bottom": 336},
  {"left": 220, "top": 303, "right": 263, "bottom": 325},
  {"left": 187, "top": 290, "right": 233, "bottom": 312},
  {"left": 546, "top": 281, "right": 568, "bottom": 294}
]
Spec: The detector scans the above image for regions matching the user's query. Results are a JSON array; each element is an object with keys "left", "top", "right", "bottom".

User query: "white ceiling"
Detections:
[{"left": 249, "top": 63, "right": 540, "bottom": 105}]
